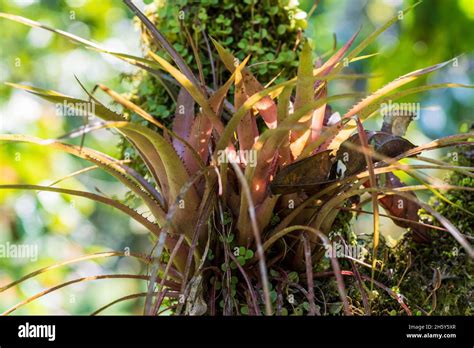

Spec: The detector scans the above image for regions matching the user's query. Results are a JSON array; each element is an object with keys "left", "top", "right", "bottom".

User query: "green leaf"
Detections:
[
  {"left": 0, "top": 184, "right": 160, "bottom": 237},
  {"left": 240, "top": 306, "right": 249, "bottom": 315},
  {"left": 330, "top": 58, "right": 462, "bottom": 151},
  {"left": 294, "top": 41, "right": 314, "bottom": 113},
  {"left": 277, "top": 24, "right": 286, "bottom": 35},
  {"left": 245, "top": 249, "right": 254, "bottom": 259},
  {"left": 288, "top": 272, "right": 299, "bottom": 283},
  {"left": 0, "top": 133, "right": 167, "bottom": 223},
  {"left": 293, "top": 307, "right": 303, "bottom": 316},
  {"left": 270, "top": 290, "right": 277, "bottom": 303},
  {"left": 328, "top": 302, "right": 343, "bottom": 314},
  {"left": 96, "top": 83, "right": 204, "bottom": 176}
]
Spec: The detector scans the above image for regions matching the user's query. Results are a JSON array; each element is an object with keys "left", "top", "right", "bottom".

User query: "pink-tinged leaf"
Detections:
[
  {"left": 246, "top": 94, "right": 359, "bottom": 205},
  {"left": 212, "top": 54, "right": 251, "bottom": 120},
  {"left": 172, "top": 88, "right": 195, "bottom": 159},
  {"left": 184, "top": 113, "right": 212, "bottom": 177},
  {"left": 237, "top": 94, "right": 361, "bottom": 243},
  {"left": 148, "top": 51, "right": 225, "bottom": 138},
  {"left": 211, "top": 38, "right": 278, "bottom": 129},
  {"left": 236, "top": 68, "right": 259, "bottom": 153},
  {"left": 373, "top": 173, "right": 431, "bottom": 243},
  {"left": 316, "top": 29, "right": 359, "bottom": 77},
  {"left": 242, "top": 72, "right": 278, "bottom": 129},
  {"left": 289, "top": 32, "right": 357, "bottom": 158},
  {"left": 294, "top": 30, "right": 358, "bottom": 154},
  {"left": 309, "top": 86, "right": 327, "bottom": 143},
  {"left": 237, "top": 112, "right": 259, "bottom": 152},
  {"left": 297, "top": 30, "right": 358, "bottom": 152},
  {"left": 182, "top": 61, "right": 246, "bottom": 176}
]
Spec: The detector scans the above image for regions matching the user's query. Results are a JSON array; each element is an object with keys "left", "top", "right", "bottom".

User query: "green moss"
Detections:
[
  {"left": 378, "top": 139, "right": 474, "bottom": 315},
  {"left": 308, "top": 139, "right": 473, "bottom": 316}
]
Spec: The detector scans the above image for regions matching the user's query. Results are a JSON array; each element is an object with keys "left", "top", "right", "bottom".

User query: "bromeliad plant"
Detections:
[{"left": 1, "top": 1, "right": 473, "bottom": 315}]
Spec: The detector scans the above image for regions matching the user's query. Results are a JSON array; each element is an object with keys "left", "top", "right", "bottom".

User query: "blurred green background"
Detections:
[{"left": 0, "top": 0, "right": 472, "bottom": 314}]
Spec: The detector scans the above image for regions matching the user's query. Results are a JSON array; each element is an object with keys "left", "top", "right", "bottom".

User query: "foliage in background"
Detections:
[
  {"left": 304, "top": 0, "right": 474, "bottom": 137},
  {"left": 0, "top": 0, "right": 145, "bottom": 315}
]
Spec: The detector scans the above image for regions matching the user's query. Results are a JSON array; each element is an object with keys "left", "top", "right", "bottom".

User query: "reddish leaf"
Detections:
[
  {"left": 183, "top": 113, "right": 212, "bottom": 176},
  {"left": 172, "top": 88, "right": 195, "bottom": 159},
  {"left": 372, "top": 173, "right": 431, "bottom": 243},
  {"left": 212, "top": 38, "right": 278, "bottom": 129},
  {"left": 235, "top": 68, "right": 259, "bottom": 153}
]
